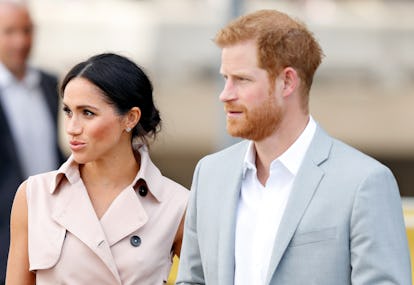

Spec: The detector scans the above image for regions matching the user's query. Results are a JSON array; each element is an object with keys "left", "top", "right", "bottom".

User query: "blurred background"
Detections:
[
  {"left": 24, "top": 0, "right": 413, "bottom": 281},
  {"left": 27, "top": 0, "right": 414, "bottom": 197}
]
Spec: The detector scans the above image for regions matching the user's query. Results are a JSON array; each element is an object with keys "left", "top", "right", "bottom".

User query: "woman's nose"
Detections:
[{"left": 65, "top": 117, "right": 82, "bottom": 135}]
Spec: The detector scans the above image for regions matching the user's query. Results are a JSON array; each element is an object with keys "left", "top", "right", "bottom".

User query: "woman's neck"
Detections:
[{"left": 80, "top": 147, "right": 140, "bottom": 191}]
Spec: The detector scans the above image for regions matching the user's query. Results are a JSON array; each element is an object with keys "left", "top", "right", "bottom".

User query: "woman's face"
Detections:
[{"left": 62, "top": 77, "right": 129, "bottom": 164}]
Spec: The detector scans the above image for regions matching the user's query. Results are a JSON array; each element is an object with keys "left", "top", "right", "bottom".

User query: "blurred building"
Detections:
[{"left": 28, "top": 0, "right": 414, "bottom": 196}]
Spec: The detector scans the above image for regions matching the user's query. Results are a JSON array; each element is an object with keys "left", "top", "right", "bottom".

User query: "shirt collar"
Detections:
[
  {"left": 242, "top": 116, "right": 317, "bottom": 178},
  {"left": 0, "top": 62, "right": 40, "bottom": 89},
  {"left": 49, "top": 145, "right": 167, "bottom": 202}
]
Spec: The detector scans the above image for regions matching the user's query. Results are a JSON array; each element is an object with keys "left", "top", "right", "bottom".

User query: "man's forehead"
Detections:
[{"left": 0, "top": 1, "right": 29, "bottom": 16}]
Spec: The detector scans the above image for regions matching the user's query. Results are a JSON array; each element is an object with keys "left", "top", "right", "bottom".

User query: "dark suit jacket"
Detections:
[{"left": 0, "top": 70, "right": 65, "bottom": 282}]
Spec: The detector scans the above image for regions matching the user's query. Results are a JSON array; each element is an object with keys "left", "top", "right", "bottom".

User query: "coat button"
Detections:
[
  {"left": 130, "top": 235, "right": 141, "bottom": 247},
  {"left": 138, "top": 185, "right": 148, "bottom": 197}
]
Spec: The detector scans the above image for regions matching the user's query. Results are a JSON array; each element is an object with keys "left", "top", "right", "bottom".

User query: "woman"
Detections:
[{"left": 6, "top": 53, "right": 189, "bottom": 284}]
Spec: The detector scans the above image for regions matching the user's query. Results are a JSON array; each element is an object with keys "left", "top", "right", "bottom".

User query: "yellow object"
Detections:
[
  {"left": 407, "top": 228, "right": 414, "bottom": 284},
  {"left": 167, "top": 255, "right": 179, "bottom": 285},
  {"left": 404, "top": 208, "right": 414, "bottom": 284}
]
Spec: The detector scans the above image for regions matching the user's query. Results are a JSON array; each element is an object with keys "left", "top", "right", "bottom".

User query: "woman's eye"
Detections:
[
  {"left": 62, "top": 106, "right": 72, "bottom": 116},
  {"left": 83, "top": 110, "right": 95, "bottom": 117}
]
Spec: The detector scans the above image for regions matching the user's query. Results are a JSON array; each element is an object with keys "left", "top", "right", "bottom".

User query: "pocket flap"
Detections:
[
  {"left": 289, "top": 227, "right": 337, "bottom": 247},
  {"left": 29, "top": 225, "right": 66, "bottom": 271}
]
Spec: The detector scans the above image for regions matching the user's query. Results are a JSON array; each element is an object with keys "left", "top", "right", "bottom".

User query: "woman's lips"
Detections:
[{"left": 69, "top": 140, "right": 86, "bottom": 151}]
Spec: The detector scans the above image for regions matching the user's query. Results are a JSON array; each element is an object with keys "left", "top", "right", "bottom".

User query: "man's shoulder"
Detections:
[
  {"left": 305, "top": 125, "right": 391, "bottom": 180},
  {"left": 319, "top": 129, "right": 390, "bottom": 175}
]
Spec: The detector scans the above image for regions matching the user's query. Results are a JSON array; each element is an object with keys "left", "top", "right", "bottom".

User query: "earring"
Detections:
[{"left": 126, "top": 127, "right": 131, "bottom": 132}]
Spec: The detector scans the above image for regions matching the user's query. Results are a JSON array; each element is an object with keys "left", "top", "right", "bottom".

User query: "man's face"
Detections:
[
  {"left": 219, "top": 40, "right": 283, "bottom": 141},
  {"left": 0, "top": 3, "right": 33, "bottom": 78}
]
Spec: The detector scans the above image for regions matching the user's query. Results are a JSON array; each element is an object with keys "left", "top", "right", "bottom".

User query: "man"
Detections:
[
  {"left": 176, "top": 9, "right": 411, "bottom": 285},
  {"left": 0, "top": 1, "right": 64, "bottom": 283}
]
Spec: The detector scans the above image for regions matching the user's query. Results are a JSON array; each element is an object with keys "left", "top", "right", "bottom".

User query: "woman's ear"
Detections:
[{"left": 125, "top": 107, "right": 141, "bottom": 130}]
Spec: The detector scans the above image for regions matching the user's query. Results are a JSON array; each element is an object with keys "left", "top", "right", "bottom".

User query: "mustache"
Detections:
[{"left": 224, "top": 103, "right": 246, "bottom": 112}]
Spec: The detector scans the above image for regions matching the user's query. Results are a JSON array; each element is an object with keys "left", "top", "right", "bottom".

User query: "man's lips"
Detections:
[{"left": 225, "top": 108, "right": 243, "bottom": 118}]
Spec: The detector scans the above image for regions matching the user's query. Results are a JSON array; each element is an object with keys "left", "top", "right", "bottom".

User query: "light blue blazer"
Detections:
[{"left": 176, "top": 125, "right": 411, "bottom": 285}]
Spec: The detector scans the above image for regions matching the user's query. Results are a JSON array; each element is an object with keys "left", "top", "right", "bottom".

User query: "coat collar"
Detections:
[
  {"left": 131, "top": 145, "right": 166, "bottom": 202},
  {"left": 49, "top": 145, "right": 166, "bottom": 201}
]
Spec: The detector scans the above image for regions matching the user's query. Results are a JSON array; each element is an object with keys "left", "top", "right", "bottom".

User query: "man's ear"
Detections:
[
  {"left": 125, "top": 107, "right": 141, "bottom": 130},
  {"left": 280, "top": 67, "right": 299, "bottom": 97}
]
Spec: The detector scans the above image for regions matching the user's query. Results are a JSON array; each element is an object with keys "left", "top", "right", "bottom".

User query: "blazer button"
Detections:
[
  {"left": 130, "top": 235, "right": 141, "bottom": 247},
  {"left": 138, "top": 185, "right": 148, "bottom": 197}
]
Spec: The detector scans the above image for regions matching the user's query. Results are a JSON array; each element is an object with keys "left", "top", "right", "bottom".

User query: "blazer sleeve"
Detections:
[
  {"left": 350, "top": 165, "right": 411, "bottom": 284},
  {"left": 175, "top": 161, "right": 205, "bottom": 284}
]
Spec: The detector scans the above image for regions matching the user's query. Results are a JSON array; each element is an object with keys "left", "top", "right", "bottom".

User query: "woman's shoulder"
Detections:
[
  {"left": 27, "top": 169, "right": 60, "bottom": 185},
  {"left": 160, "top": 176, "right": 189, "bottom": 196},
  {"left": 25, "top": 170, "right": 63, "bottom": 197},
  {"left": 155, "top": 176, "right": 189, "bottom": 210}
]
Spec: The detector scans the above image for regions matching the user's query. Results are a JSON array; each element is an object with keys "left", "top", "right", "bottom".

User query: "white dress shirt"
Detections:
[
  {"left": 234, "top": 117, "right": 316, "bottom": 285},
  {"left": 0, "top": 63, "right": 58, "bottom": 177}
]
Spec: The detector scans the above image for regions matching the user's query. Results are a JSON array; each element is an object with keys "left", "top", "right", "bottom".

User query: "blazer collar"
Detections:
[
  {"left": 265, "top": 125, "right": 333, "bottom": 284},
  {"left": 217, "top": 141, "right": 250, "bottom": 285}
]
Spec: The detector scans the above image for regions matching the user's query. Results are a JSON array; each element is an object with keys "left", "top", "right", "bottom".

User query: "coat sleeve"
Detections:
[
  {"left": 350, "top": 165, "right": 411, "bottom": 284},
  {"left": 175, "top": 161, "right": 205, "bottom": 284}
]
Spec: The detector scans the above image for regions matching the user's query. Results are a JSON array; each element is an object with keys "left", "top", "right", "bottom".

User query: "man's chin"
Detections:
[{"left": 226, "top": 127, "right": 248, "bottom": 140}]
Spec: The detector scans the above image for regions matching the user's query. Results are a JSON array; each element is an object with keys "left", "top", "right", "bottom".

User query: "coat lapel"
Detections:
[
  {"left": 265, "top": 127, "right": 332, "bottom": 284},
  {"left": 100, "top": 185, "right": 148, "bottom": 246},
  {"left": 51, "top": 177, "right": 122, "bottom": 284},
  {"left": 217, "top": 141, "right": 248, "bottom": 285}
]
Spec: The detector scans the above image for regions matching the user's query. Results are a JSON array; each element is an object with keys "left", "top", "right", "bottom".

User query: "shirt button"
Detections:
[
  {"left": 138, "top": 185, "right": 148, "bottom": 197},
  {"left": 130, "top": 235, "right": 141, "bottom": 247}
]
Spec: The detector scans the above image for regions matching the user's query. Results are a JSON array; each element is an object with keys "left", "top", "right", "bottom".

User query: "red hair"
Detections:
[{"left": 215, "top": 9, "right": 323, "bottom": 107}]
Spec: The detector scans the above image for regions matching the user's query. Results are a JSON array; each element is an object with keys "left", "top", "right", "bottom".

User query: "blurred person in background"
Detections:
[
  {"left": 6, "top": 53, "right": 188, "bottom": 285},
  {"left": 176, "top": 9, "right": 411, "bottom": 285},
  {"left": 0, "top": 1, "right": 64, "bottom": 283}
]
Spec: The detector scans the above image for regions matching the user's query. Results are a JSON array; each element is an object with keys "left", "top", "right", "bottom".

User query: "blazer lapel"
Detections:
[
  {"left": 51, "top": 178, "right": 122, "bottom": 284},
  {"left": 265, "top": 126, "right": 332, "bottom": 284},
  {"left": 217, "top": 141, "right": 248, "bottom": 285}
]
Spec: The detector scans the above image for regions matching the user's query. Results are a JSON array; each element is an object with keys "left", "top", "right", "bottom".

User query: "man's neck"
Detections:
[
  {"left": 254, "top": 115, "right": 310, "bottom": 185},
  {"left": 11, "top": 67, "right": 26, "bottom": 81},
  {"left": 0, "top": 62, "right": 27, "bottom": 82}
]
